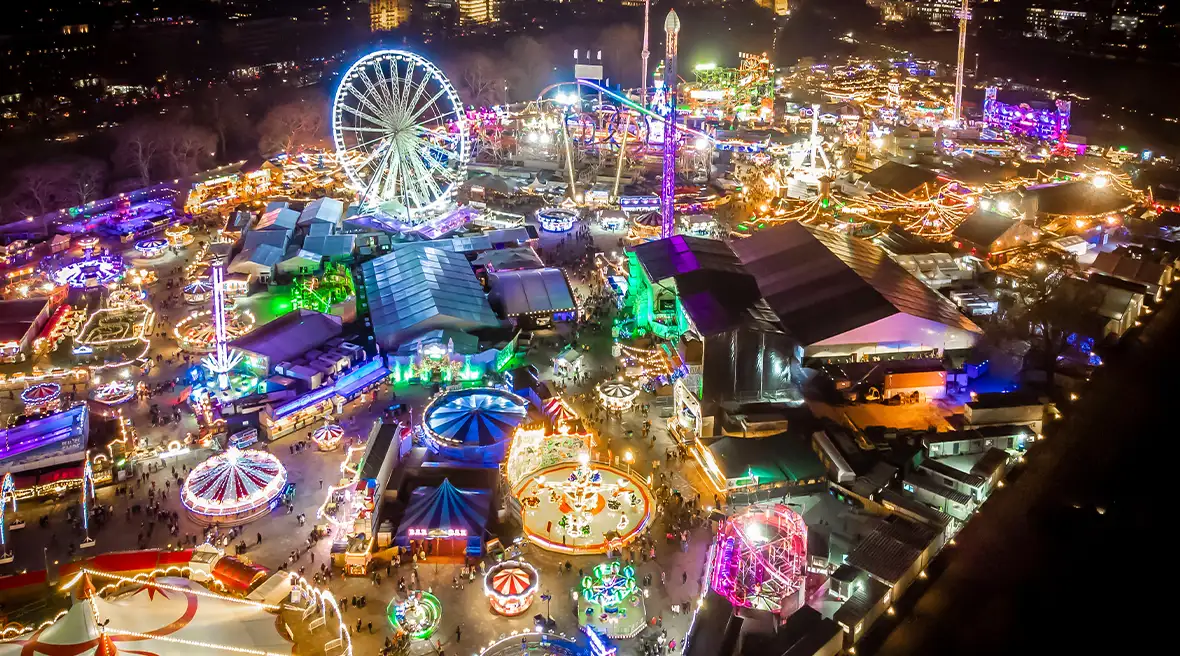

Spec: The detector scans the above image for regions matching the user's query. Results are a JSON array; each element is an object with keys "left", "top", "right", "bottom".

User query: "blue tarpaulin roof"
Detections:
[{"left": 395, "top": 479, "right": 490, "bottom": 545}]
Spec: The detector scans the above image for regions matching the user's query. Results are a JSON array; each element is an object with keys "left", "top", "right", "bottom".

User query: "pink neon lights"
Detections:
[{"left": 709, "top": 504, "right": 807, "bottom": 613}]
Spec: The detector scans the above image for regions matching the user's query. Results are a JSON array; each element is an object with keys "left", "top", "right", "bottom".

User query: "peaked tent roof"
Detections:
[
  {"left": 0, "top": 576, "right": 292, "bottom": 656},
  {"left": 860, "top": 162, "right": 938, "bottom": 195},
  {"left": 731, "top": 223, "right": 981, "bottom": 344},
  {"left": 229, "top": 309, "right": 344, "bottom": 364},
  {"left": 396, "top": 479, "right": 490, "bottom": 540},
  {"left": 952, "top": 209, "right": 1017, "bottom": 247},
  {"left": 297, "top": 197, "right": 345, "bottom": 226},
  {"left": 488, "top": 268, "right": 577, "bottom": 317},
  {"left": 254, "top": 207, "right": 299, "bottom": 232},
  {"left": 629, "top": 235, "right": 781, "bottom": 335},
  {"left": 361, "top": 245, "right": 499, "bottom": 347},
  {"left": 629, "top": 234, "right": 747, "bottom": 281}
]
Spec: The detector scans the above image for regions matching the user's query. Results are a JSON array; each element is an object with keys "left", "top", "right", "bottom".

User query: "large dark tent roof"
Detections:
[{"left": 731, "top": 223, "right": 980, "bottom": 344}]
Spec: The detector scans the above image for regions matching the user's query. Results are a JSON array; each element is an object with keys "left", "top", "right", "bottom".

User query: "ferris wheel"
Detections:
[{"left": 332, "top": 50, "right": 470, "bottom": 218}]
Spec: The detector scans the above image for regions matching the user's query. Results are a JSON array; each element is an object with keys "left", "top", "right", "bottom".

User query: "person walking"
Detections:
[{"left": 455, "top": 625, "right": 462, "bottom": 643}]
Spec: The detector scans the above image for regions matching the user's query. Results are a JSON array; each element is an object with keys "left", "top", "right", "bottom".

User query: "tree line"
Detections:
[{"left": 1, "top": 85, "right": 329, "bottom": 223}]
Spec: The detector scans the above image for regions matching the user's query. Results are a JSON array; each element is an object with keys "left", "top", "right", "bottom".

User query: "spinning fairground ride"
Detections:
[
  {"left": 710, "top": 504, "right": 808, "bottom": 614},
  {"left": 513, "top": 454, "right": 653, "bottom": 555}
]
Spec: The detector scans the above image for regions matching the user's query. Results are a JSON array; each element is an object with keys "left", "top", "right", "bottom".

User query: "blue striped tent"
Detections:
[{"left": 395, "top": 479, "right": 491, "bottom": 555}]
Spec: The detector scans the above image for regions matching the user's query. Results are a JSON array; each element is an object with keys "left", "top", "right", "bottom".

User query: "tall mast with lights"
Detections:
[
  {"left": 953, "top": 0, "right": 970, "bottom": 125},
  {"left": 660, "top": 9, "right": 680, "bottom": 240},
  {"left": 641, "top": 0, "right": 651, "bottom": 108},
  {"left": 202, "top": 265, "right": 241, "bottom": 390}
]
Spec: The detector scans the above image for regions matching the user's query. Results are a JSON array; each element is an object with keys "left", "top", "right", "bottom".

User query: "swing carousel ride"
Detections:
[{"left": 513, "top": 453, "right": 653, "bottom": 555}]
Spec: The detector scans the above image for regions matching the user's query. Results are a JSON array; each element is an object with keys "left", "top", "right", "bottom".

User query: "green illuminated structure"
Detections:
[
  {"left": 620, "top": 250, "right": 690, "bottom": 341},
  {"left": 292, "top": 262, "right": 355, "bottom": 313}
]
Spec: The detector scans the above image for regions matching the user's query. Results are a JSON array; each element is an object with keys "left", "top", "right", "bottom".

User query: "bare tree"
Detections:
[
  {"left": 165, "top": 124, "right": 217, "bottom": 177},
  {"left": 458, "top": 53, "right": 507, "bottom": 108},
  {"left": 7, "top": 163, "right": 71, "bottom": 216},
  {"left": 257, "top": 101, "right": 327, "bottom": 157},
  {"left": 113, "top": 120, "right": 163, "bottom": 184},
  {"left": 200, "top": 84, "right": 250, "bottom": 158},
  {"left": 68, "top": 157, "right": 107, "bottom": 205}
]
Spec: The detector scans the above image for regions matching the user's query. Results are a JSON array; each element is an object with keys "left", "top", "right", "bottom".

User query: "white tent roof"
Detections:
[{"left": 0, "top": 577, "right": 292, "bottom": 656}]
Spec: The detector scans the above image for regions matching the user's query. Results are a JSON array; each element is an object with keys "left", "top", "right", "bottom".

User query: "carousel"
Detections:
[
  {"left": 20, "top": 382, "right": 62, "bottom": 415},
  {"left": 483, "top": 560, "right": 540, "bottom": 616},
  {"left": 421, "top": 388, "right": 529, "bottom": 464},
  {"left": 89, "top": 380, "right": 137, "bottom": 406},
  {"left": 173, "top": 308, "right": 256, "bottom": 353},
  {"left": 387, "top": 590, "right": 443, "bottom": 640},
  {"left": 596, "top": 380, "right": 638, "bottom": 412},
  {"left": 312, "top": 423, "right": 344, "bottom": 451},
  {"left": 183, "top": 279, "right": 214, "bottom": 304},
  {"left": 181, "top": 448, "right": 288, "bottom": 526},
  {"left": 134, "top": 238, "right": 169, "bottom": 259},
  {"left": 626, "top": 211, "right": 663, "bottom": 242},
  {"left": 578, "top": 561, "right": 646, "bottom": 639},
  {"left": 513, "top": 453, "right": 654, "bottom": 554},
  {"left": 536, "top": 207, "right": 578, "bottom": 233},
  {"left": 164, "top": 224, "right": 194, "bottom": 247}
]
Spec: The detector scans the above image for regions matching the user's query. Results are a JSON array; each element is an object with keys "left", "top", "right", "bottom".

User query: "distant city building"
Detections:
[
  {"left": 906, "top": 0, "right": 961, "bottom": 28},
  {"left": 371, "top": 0, "right": 412, "bottom": 31},
  {"left": 458, "top": 0, "right": 500, "bottom": 26},
  {"left": 755, "top": 0, "right": 790, "bottom": 16}
]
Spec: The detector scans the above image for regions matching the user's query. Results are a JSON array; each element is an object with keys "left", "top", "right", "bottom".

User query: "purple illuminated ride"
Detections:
[
  {"left": 52, "top": 255, "right": 125, "bottom": 289},
  {"left": 982, "top": 87, "right": 1071, "bottom": 144}
]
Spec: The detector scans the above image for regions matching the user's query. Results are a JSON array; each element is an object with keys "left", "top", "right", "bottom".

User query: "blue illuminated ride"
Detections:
[{"left": 422, "top": 388, "right": 528, "bottom": 463}]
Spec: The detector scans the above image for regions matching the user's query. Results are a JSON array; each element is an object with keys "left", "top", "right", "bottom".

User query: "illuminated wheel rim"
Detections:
[
  {"left": 709, "top": 504, "right": 808, "bottom": 613},
  {"left": 387, "top": 591, "right": 442, "bottom": 640},
  {"left": 332, "top": 49, "right": 470, "bottom": 218},
  {"left": 182, "top": 448, "right": 288, "bottom": 526},
  {"left": 484, "top": 560, "right": 539, "bottom": 616}
]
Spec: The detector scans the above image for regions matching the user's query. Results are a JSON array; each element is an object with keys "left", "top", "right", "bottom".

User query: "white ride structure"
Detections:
[{"left": 332, "top": 49, "right": 471, "bottom": 224}]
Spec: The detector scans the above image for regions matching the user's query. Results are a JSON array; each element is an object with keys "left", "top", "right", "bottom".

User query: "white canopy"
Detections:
[{"left": 0, "top": 576, "right": 293, "bottom": 655}]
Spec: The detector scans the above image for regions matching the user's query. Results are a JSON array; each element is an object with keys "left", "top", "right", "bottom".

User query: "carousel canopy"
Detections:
[
  {"left": 489, "top": 563, "right": 537, "bottom": 596},
  {"left": 395, "top": 479, "right": 490, "bottom": 544},
  {"left": 423, "top": 388, "right": 528, "bottom": 447},
  {"left": 634, "top": 211, "right": 662, "bottom": 228},
  {"left": 182, "top": 448, "right": 287, "bottom": 514}
]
